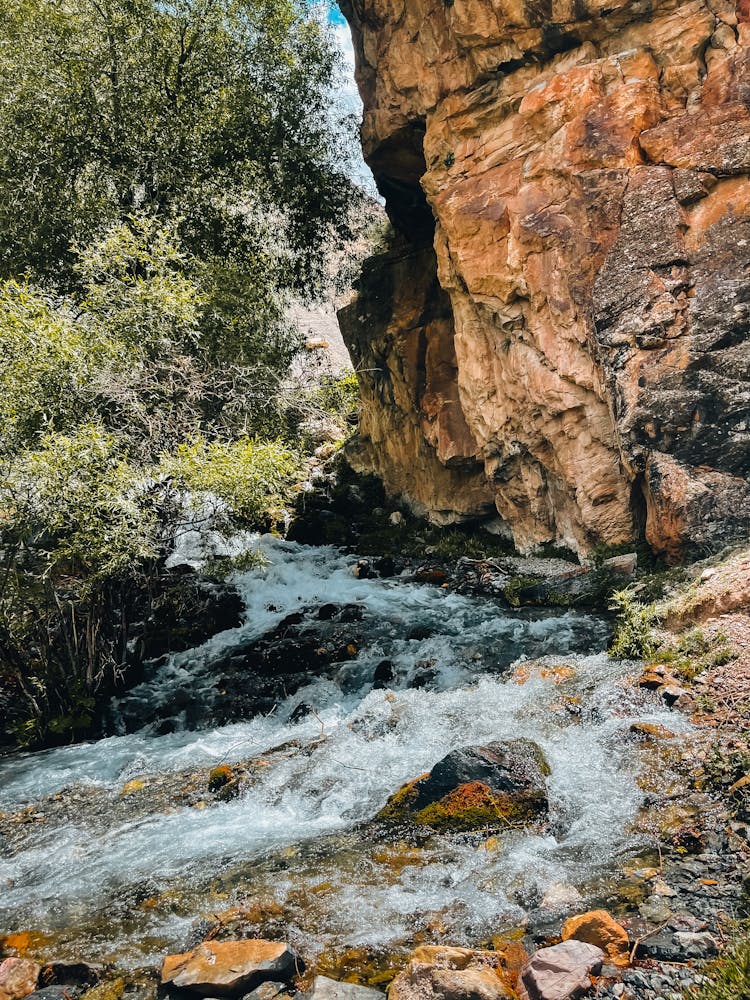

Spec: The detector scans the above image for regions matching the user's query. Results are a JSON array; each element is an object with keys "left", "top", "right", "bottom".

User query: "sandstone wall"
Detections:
[{"left": 338, "top": 0, "right": 750, "bottom": 558}]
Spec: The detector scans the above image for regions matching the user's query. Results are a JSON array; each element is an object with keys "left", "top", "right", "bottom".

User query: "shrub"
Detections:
[
  {"left": 691, "top": 926, "right": 750, "bottom": 1000},
  {"left": 161, "top": 436, "right": 304, "bottom": 526},
  {"left": 608, "top": 587, "right": 661, "bottom": 659}
]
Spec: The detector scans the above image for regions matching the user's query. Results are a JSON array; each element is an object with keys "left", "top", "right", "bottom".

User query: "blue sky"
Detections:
[{"left": 321, "top": 2, "right": 376, "bottom": 191}]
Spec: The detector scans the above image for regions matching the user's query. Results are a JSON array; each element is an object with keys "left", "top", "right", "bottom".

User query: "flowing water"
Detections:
[{"left": 0, "top": 539, "right": 685, "bottom": 970}]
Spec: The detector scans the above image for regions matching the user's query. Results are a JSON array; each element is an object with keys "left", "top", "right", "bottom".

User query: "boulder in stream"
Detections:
[
  {"left": 161, "top": 941, "right": 301, "bottom": 997},
  {"left": 378, "top": 740, "right": 550, "bottom": 831},
  {"left": 561, "top": 910, "right": 630, "bottom": 967}
]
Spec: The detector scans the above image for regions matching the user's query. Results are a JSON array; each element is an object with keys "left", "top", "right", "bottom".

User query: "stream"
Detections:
[{"left": 0, "top": 538, "right": 687, "bottom": 974}]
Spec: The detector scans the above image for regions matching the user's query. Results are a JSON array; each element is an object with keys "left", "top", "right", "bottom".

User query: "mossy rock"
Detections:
[
  {"left": 413, "top": 780, "right": 546, "bottom": 831},
  {"left": 376, "top": 740, "right": 549, "bottom": 832},
  {"left": 377, "top": 773, "right": 429, "bottom": 822},
  {"left": 208, "top": 765, "right": 234, "bottom": 792},
  {"left": 80, "top": 979, "right": 125, "bottom": 1000}
]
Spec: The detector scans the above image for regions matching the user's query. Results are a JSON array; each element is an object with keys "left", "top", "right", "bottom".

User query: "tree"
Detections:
[{"left": 0, "top": 0, "right": 359, "bottom": 347}]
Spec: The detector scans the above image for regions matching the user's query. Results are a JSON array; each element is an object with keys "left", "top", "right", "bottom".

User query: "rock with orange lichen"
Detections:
[
  {"left": 377, "top": 740, "right": 549, "bottom": 831},
  {"left": 561, "top": 910, "right": 631, "bottom": 967},
  {"left": 161, "top": 940, "right": 301, "bottom": 997},
  {"left": 629, "top": 722, "right": 676, "bottom": 740},
  {"left": 338, "top": 0, "right": 750, "bottom": 560}
]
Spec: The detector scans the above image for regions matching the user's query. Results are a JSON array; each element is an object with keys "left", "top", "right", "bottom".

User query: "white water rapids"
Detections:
[{"left": 0, "top": 539, "right": 686, "bottom": 966}]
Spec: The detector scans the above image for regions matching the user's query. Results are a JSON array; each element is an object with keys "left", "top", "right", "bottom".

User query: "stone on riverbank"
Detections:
[
  {"left": 561, "top": 911, "right": 630, "bottom": 968},
  {"left": 0, "top": 960, "right": 40, "bottom": 1000},
  {"left": 378, "top": 740, "right": 549, "bottom": 831},
  {"left": 161, "top": 941, "right": 301, "bottom": 997},
  {"left": 518, "top": 941, "right": 604, "bottom": 1000},
  {"left": 301, "top": 976, "right": 384, "bottom": 1000},
  {"left": 389, "top": 946, "right": 520, "bottom": 1000}
]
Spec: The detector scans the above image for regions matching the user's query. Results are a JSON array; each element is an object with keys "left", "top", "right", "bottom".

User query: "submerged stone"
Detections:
[{"left": 389, "top": 946, "right": 517, "bottom": 1000}]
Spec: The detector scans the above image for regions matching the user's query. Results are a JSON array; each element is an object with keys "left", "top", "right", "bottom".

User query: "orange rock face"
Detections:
[
  {"left": 561, "top": 909, "right": 630, "bottom": 966},
  {"left": 339, "top": 0, "right": 750, "bottom": 558}
]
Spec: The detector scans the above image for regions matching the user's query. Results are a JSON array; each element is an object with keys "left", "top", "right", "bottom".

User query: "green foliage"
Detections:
[
  {"left": 0, "top": 0, "right": 359, "bottom": 302},
  {"left": 608, "top": 587, "right": 661, "bottom": 659},
  {"left": 3, "top": 424, "right": 161, "bottom": 583},
  {"left": 691, "top": 925, "right": 750, "bottom": 1000},
  {"left": 315, "top": 371, "right": 361, "bottom": 422},
  {"left": 0, "top": 0, "right": 369, "bottom": 748},
  {"left": 0, "top": 282, "right": 113, "bottom": 451},
  {"left": 162, "top": 436, "right": 303, "bottom": 525}
]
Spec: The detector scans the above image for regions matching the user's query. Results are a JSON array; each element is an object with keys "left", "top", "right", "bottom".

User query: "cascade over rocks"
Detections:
[{"left": 338, "top": 0, "right": 750, "bottom": 560}]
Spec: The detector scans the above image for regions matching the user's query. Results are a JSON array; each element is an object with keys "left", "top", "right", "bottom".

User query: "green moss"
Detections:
[
  {"left": 693, "top": 924, "right": 750, "bottom": 1000},
  {"left": 376, "top": 775, "right": 427, "bottom": 822},
  {"left": 413, "top": 781, "right": 547, "bottom": 831},
  {"left": 80, "top": 979, "right": 125, "bottom": 1000},
  {"left": 503, "top": 576, "right": 541, "bottom": 608},
  {"left": 208, "top": 765, "right": 234, "bottom": 792}
]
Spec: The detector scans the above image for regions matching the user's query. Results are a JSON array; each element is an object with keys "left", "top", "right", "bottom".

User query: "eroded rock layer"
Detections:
[{"left": 338, "top": 0, "right": 750, "bottom": 557}]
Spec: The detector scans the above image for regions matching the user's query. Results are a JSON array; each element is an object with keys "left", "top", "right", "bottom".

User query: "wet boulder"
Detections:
[
  {"left": 518, "top": 941, "right": 604, "bottom": 1000},
  {"left": 0, "top": 959, "right": 40, "bottom": 1000},
  {"left": 378, "top": 740, "right": 550, "bottom": 831},
  {"left": 161, "top": 940, "right": 301, "bottom": 997},
  {"left": 24, "top": 990, "right": 80, "bottom": 1000}
]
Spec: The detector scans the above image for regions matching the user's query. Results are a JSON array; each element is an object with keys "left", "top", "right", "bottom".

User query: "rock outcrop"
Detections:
[{"left": 338, "top": 0, "right": 750, "bottom": 559}]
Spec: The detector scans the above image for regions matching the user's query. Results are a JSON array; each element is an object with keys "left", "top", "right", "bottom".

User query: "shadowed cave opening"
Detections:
[{"left": 368, "top": 121, "right": 436, "bottom": 244}]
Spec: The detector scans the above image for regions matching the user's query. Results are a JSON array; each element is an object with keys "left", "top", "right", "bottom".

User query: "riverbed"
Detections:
[{"left": 0, "top": 539, "right": 687, "bottom": 973}]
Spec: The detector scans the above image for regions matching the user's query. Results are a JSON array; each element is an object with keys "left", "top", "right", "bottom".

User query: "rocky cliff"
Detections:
[{"left": 338, "top": 0, "right": 750, "bottom": 559}]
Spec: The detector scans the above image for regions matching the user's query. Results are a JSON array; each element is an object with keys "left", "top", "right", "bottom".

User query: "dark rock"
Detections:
[
  {"left": 373, "top": 660, "right": 396, "bottom": 688},
  {"left": 413, "top": 740, "right": 550, "bottom": 808},
  {"left": 40, "top": 965, "right": 101, "bottom": 989},
  {"left": 317, "top": 604, "right": 340, "bottom": 621},
  {"left": 241, "top": 982, "right": 290, "bottom": 1000},
  {"left": 337, "top": 605, "right": 365, "bottom": 623},
  {"left": 25, "top": 989, "right": 80, "bottom": 1000},
  {"left": 289, "top": 702, "right": 313, "bottom": 723},
  {"left": 379, "top": 739, "right": 550, "bottom": 830},
  {"left": 373, "top": 556, "right": 397, "bottom": 577}
]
